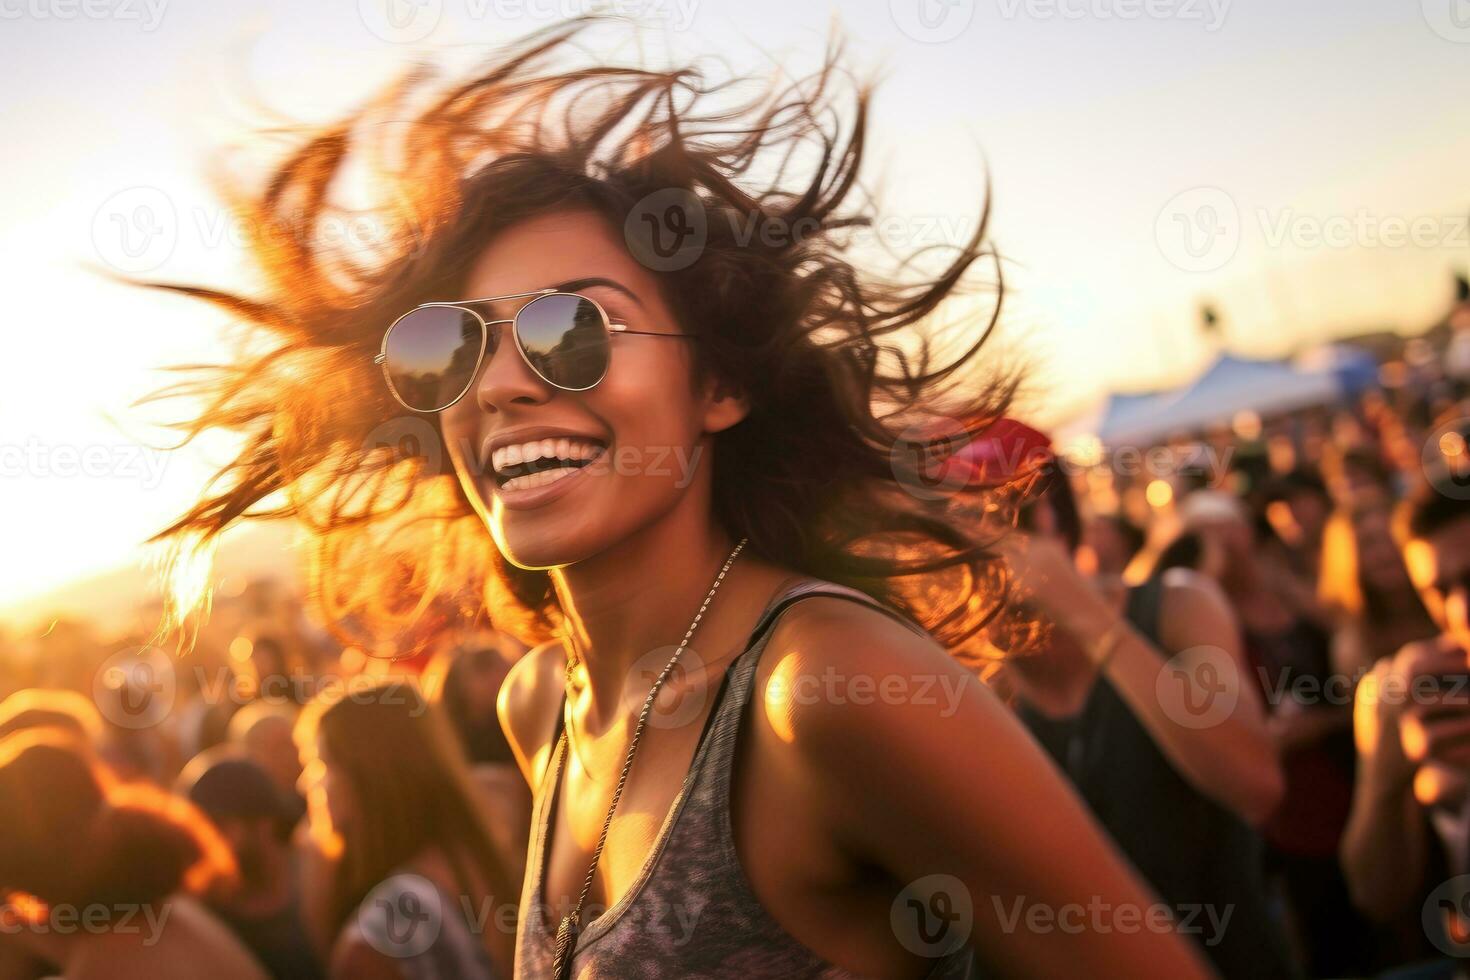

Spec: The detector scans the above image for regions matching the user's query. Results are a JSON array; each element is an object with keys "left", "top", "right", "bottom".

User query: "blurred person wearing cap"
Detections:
[
  {"left": 974, "top": 422, "right": 1294, "bottom": 979},
  {"left": 178, "top": 749, "right": 322, "bottom": 980},
  {"left": 1342, "top": 470, "right": 1470, "bottom": 961},
  {"left": 1174, "top": 487, "right": 1373, "bottom": 976}
]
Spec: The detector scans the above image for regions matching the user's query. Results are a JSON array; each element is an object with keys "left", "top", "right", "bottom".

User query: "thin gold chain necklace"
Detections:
[{"left": 551, "top": 537, "right": 748, "bottom": 980}]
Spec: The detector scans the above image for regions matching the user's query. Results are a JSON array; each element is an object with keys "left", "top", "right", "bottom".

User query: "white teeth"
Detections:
[{"left": 488, "top": 436, "right": 606, "bottom": 476}]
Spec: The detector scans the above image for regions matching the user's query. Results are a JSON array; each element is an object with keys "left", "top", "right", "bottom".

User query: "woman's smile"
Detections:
[{"left": 479, "top": 427, "right": 610, "bottom": 507}]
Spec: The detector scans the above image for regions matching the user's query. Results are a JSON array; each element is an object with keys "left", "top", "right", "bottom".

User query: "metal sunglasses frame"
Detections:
[{"left": 375, "top": 288, "right": 687, "bottom": 412}]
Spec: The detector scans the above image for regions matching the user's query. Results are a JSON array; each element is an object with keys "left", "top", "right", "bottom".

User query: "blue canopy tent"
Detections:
[{"left": 1095, "top": 351, "right": 1363, "bottom": 447}]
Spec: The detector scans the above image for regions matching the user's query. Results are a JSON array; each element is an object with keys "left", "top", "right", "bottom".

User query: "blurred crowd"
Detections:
[
  {"left": 0, "top": 597, "right": 530, "bottom": 979},
  {"left": 984, "top": 325, "right": 1470, "bottom": 978},
  {"left": 5, "top": 326, "right": 1470, "bottom": 978}
]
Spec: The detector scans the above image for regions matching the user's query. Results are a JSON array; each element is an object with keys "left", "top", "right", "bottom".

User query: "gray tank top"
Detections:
[{"left": 514, "top": 579, "right": 981, "bottom": 978}]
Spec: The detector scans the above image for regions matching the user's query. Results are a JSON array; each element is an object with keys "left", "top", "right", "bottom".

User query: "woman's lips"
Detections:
[{"left": 489, "top": 451, "right": 598, "bottom": 510}]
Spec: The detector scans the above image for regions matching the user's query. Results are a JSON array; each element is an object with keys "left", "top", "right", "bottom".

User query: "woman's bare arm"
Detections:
[
  {"left": 1006, "top": 536, "right": 1284, "bottom": 825},
  {"left": 764, "top": 599, "right": 1216, "bottom": 979}
]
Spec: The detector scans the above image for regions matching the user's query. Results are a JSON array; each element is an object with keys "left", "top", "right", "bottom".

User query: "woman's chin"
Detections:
[{"left": 490, "top": 523, "right": 594, "bottom": 572}]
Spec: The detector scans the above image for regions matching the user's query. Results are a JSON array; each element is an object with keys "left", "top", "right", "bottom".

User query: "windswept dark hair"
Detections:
[{"left": 143, "top": 18, "right": 1017, "bottom": 657}]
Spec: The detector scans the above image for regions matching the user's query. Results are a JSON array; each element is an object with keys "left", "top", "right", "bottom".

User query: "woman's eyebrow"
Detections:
[{"left": 551, "top": 277, "right": 644, "bottom": 307}]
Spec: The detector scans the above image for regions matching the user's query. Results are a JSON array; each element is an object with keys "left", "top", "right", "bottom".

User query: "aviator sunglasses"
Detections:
[{"left": 376, "top": 287, "right": 689, "bottom": 413}]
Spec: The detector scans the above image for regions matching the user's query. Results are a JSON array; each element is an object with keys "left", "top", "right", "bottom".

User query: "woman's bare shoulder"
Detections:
[
  {"left": 497, "top": 639, "right": 566, "bottom": 787},
  {"left": 754, "top": 593, "right": 987, "bottom": 752}
]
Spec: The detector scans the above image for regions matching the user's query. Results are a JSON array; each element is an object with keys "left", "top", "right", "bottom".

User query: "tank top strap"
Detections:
[
  {"left": 693, "top": 577, "right": 927, "bottom": 798},
  {"left": 747, "top": 578, "right": 928, "bottom": 646}
]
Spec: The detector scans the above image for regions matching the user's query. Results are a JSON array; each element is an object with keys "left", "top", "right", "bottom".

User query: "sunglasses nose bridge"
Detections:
[{"left": 468, "top": 315, "right": 554, "bottom": 409}]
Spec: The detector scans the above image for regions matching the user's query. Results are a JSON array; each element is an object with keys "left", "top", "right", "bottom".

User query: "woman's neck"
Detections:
[{"left": 549, "top": 501, "right": 737, "bottom": 731}]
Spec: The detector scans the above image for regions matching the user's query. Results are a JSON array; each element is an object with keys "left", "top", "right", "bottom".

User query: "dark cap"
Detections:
[{"left": 178, "top": 750, "right": 298, "bottom": 825}]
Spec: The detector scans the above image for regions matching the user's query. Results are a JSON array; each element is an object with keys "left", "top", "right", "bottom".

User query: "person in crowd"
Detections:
[
  {"left": 243, "top": 635, "right": 311, "bottom": 706},
  {"left": 423, "top": 634, "right": 532, "bottom": 887},
  {"left": 1260, "top": 470, "right": 1333, "bottom": 593},
  {"left": 145, "top": 18, "right": 1220, "bottom": 978},
  {"left": 984, "top": 422, "right": 1293, "bottom": 979},
  {"left": 0, "top": 688, "right": 103, "bottom": 743},
  {"left": 1081, "top": 512, "right": 1145, "bottom": 580},
  {"left": 0, "top": 729, "right": 268, "bottom": 980},
  {"left": 1177, "top": 489, "right": 1372, "bottom": 976},
  {"left": 294, "top": 680, "right": 516, "bottom": 978},
  {"left": 0, "top": 690, "right": 108, "bottom": 980},
  {"left": 1318, "top": 498, "right": 1438, "bottom": 674},
  {"left": 178, "top": 750, "right": 322, "bottom": 979},
  {"left": 228, "top": 700, "right": 307, "bottom": 823},
  {"left": 1326, "top": 446, "right": 1398, "bottom": 510},
  {"left": 90, "top": 645, "right": 184, "bottom": 785},
  {"left": 1342, "top": 472, "right": 1470, "bottom": 954}
]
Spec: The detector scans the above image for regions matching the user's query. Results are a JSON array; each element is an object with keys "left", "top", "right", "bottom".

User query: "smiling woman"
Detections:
[
  {"left": 142, "top": 15, "right": 1014, "bottom": 655},
  {"left": 139, "top": 16, "right": 1215, "bottom": 980}
]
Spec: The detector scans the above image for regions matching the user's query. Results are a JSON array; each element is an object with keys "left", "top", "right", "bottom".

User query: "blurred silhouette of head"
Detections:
[
  {"left": 1402, "top": 472, "right": 1470, "bottom": 650},
  {"left": 1261, "top": 468, "right": 1330, "bottom": 552},
  {"left": 227, "top": 700, "right": 303, "bottom": 803},
  {"left": 177, "top": 749, "right": 297, "bottom": 889},
  {"left": 1319, "top": 499, "right": 1428, "bottom": 626},
  {"left": 0, "top": 730, "right": 232, "bottom": 914},
  {"left": 1085, "top": 514, "right": 1145, "bottom": 578},
  {"left": 424, "top": 636, "right": 517, "bottom": 766},
  {"left": 0, "top": 688, "right": 103, "bottom": 743},
  {"left": 1178, "top": 490, "right": 1253, "bottom": 586}
]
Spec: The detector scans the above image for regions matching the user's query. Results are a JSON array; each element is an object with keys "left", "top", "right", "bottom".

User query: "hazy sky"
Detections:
[{"left": 3, "top": 0, "right": 1470, "bottom": 613}]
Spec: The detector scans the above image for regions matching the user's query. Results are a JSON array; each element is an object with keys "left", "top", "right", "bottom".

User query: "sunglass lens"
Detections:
[
  {"left": 383, "top": 307, "right": 482, "bottom": 411},
  {"left": 516, "top": 293, "right": 610, "bottom": 390}
]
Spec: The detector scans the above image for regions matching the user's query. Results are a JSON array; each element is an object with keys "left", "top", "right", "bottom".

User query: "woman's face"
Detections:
[
  {"left": 437, "top": 209, "right": 745, "bottom": 569},
  {"left": 299, "top": 735, "right": 354, "bottom": 840}
]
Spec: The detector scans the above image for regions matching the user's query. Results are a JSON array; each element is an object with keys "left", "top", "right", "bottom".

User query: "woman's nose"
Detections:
[{"left": 473, "top": 324, "right": 552, "bottom": 413}]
